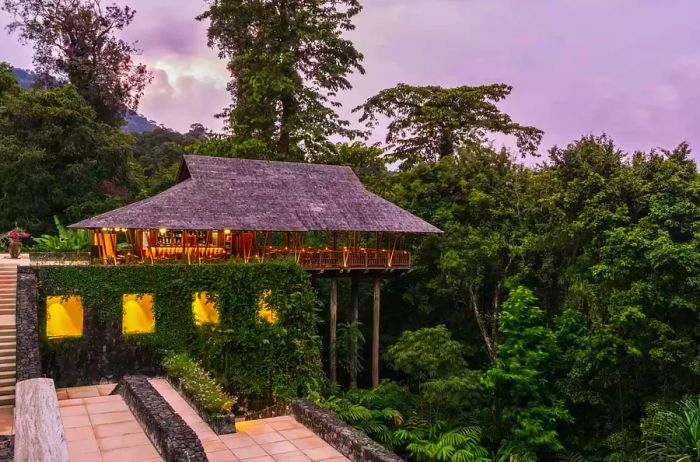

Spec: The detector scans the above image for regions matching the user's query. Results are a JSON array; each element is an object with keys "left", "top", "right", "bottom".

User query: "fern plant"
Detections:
[
  {"left": 320, "top": 394, "right": 402, "bottom": 448},
  {"left": 395, "top": 419, "right": 493, "bottom": 462}
]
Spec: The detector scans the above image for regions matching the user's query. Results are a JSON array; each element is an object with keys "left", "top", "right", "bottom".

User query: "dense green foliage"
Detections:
[
  {"left": 162, "top": 353, "right": 236, "bottom": 415},
  {"left": 321, "top": 138, "right": 700, "bottom": 461},
  {"left": 37, "top": 261, "right": 322, "bottom": 400},
  {"left": 0, "top": 63, "right": 131, "bottom": 234}
]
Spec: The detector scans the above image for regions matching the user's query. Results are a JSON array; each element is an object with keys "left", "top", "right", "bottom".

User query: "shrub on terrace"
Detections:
[{"left": 163, "top": 353, "right": 235, "bottom": 415}]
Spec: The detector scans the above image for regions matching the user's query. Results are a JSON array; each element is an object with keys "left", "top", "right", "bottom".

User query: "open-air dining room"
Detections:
[
  {"left": 90, "top": 227, "right": 413, "bottom": 270},
  {"left": 70, "top": 155, "right": 440, "bottom": 272}
]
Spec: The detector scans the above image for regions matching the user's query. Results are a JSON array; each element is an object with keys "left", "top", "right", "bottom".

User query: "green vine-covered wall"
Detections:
[{"left": 36, "top": 261, "right": 322, "bottom": 400}]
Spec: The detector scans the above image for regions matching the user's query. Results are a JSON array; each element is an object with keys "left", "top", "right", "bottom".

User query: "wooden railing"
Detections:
[
  {"left": 263, "top": 248, "right": 411, "bottom": 270},
  {"left": 96, "top": 246, "right": 412, "bottom": 270}
]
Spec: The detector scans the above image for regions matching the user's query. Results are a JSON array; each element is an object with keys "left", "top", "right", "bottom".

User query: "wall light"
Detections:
[
  {"left": 224, "top": 229, "right": 231, "bottom": 234},
  {"left": 159, "top": 228, "right": 167, "bottom": 234}
]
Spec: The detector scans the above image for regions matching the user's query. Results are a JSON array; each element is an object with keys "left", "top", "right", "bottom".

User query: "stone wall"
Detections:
[
  {"left": 115, "top": 375, "right": 207, "bottom": 462},
  {"left": 291, "top": 400, "right": 405, "bottom": 462},
  {"left": 16, "top": 268, "right": 41, "bottom": 382}
]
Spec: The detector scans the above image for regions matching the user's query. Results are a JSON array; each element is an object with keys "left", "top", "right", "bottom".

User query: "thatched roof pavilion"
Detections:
[
  {"left": 71, "top": 155, "right": 440, "bottom": 233},
  {"left": 70, "top": 155, "right": 440, "bottom": 270}
]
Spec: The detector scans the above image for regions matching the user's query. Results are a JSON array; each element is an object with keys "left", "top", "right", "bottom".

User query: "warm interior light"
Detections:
[
  {"left": 46, "top": 295, "right": 83, "bottom": 338},
  {"left": 192, "top": 292, "right": 220, "bottom": 326},
  {"left": 257, "top": 289, "right": 278, "bottom": 324},
  {"left": 159, "top": 228, "right": 167, "bottom": 234},
  {"left": 224, "top": 229, "right": 231, "bottom": 234},
  {"left": 102, "top": 227, "right": 107, "bottom": 231},
  {"left": 122, "top": 294, "right": 155, "bottom": 334}
]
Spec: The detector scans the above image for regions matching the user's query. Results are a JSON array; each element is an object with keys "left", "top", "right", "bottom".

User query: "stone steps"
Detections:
[
  {"left": 0, "top": 363, "right": 16, "bottom": 373},
  {"left": 0, "top": 266, "right": 17, "bottom": 408}
]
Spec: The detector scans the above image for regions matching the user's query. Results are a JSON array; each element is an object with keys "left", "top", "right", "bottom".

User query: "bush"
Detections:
[
  {"left": 641, "top": 397, "right": 700, "bottom": 461},
  {"left": 163, "top": 353, "right": 235, "bottom": 415}
]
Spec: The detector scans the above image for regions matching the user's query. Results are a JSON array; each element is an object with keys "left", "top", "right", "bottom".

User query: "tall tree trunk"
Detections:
[
  {"left": 277, "top": 96, "right": 293, "bottom": 158},
  {"left": 350, "top": 274, "right": 360, "bottom": 388},
  {"left": 329, "top": 278, "right": 338, "bottom": 382},
  {"left": 468, "top": 285, "right": 497, "bottom": 363},
  {"left": 437, "top": 129, "right": 454, "bottom": 159}
]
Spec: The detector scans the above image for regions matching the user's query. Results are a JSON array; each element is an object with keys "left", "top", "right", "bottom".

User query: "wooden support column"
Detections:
[
  {"left": 372, "top": 276, "right": 381, "bottom": 388},
  {"left": 350, "top": 274, "right": 359, "bottom": 389},
  {"left": 329, "top": 278, "right": 338, "bottom": 382}
]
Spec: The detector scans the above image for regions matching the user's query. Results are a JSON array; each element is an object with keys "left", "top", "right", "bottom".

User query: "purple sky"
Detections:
[{"left": 3, "top": 0, "right": 700, "bottom": 159}]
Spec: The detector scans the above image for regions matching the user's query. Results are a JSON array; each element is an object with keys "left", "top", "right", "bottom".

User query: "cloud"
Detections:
[
  {"left": 4, "top": 0, "right": 700, "bottom": 159},
  {"left": 138, "top": 68, "right": 229, "bottom": 132}
]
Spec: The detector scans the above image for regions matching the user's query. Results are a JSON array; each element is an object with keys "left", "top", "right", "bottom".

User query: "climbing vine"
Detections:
[{"left": 36, "top": 260, "right": 322, "bottom": 400}]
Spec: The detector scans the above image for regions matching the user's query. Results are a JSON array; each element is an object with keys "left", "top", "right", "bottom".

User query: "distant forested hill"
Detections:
[{"left": 11, "top": 67, "right": 161, "bottom": 134}]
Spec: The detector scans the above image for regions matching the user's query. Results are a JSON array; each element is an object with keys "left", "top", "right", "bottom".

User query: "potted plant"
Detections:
[{"left": 4, "top": 227, "right": 30, "bottom": 259}]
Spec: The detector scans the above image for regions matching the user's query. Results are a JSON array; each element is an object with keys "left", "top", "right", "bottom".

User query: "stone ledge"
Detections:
[
  {"left": 291, "top": 400, "right": 405, "bottom": 462},
  {"left": 16, "top": 269, "right": 41, "bottom": 382},
  {"left": 115, "top": 375, "right": 207, "bottom": 462}
]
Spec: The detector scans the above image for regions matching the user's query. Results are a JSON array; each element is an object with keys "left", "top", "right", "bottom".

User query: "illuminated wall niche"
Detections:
[
  {"left": 46, "top": 295, "right": 83, "bottom": 338},
  {"left": 257, "top": 289, "right": 278, "bottom": 324},
  {"left": 122, "top": 294, "right": 155, "bottom": 334},
  {"left": 192, "top": 292, "right": 220, "bottom": 326}
]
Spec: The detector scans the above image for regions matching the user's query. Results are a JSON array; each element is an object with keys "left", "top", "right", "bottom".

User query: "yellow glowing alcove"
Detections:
[
  {"left": 122, "top": 294, "right": 155, "bottom": 334},
  {"left": 192, "top": 292, "right": 220, "bottom": 326},
  {"left": 257, "top": 289, "right": 278, "bottom": 324},
  {"left": 46, "top": 295, "right": 83, "bottom": 338}
]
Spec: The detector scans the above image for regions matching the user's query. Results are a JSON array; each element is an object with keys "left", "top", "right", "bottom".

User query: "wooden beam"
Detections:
[
  {"left": 372, "top": 276, "right": 380, "bottom": 388},
  {"left": 350, "top": 274, "right": 359, "bottom": 389},
  {"left": 329, "top": 278, "right": 338, "bottom": 382}
]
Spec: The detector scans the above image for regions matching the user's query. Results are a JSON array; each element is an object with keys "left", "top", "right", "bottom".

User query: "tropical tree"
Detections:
[
  {"left": 198, "top": 0, "right": 365, "bottom": 161},
  {"left": 0, "top": 63, "right": 131, "bottom": 234},
  {"left": 387, "top": 145, "right": 531, "bottom": 363},
  {"left": 483, "top": 286, "right": 572, "bottom": 456},
  {"left": 355, "top": 84, "right": 542, "bottom": 167},
  {"left": 385, "top": 325, "right": 467, "bottom": 386},
  {"left": 2, "top": 0, "right": 152, "bottom": 125}
]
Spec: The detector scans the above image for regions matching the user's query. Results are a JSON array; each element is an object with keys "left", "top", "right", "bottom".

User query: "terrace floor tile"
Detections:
[
  {"left": 207, "top": 449, "right": 240, "bottom": 462},
  {"left": 302, "top": 446, "right": 344, "bottom": 461},
  {"left": 58, "top": 387, "right": 164, "bottom": 460},
  {"left": 261, "top": 441, "right": 298, "bottom": 455},
  {"left": 272, "top": 450, "right": 313, "bottom": 462}
]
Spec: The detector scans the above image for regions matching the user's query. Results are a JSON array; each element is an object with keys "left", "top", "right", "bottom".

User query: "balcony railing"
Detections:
[
  {"left": 84, "top": 245, "right": 412, "bottom": 271},
  {"left": 264, "top": 248, "right": 411, "bottom": 270}
]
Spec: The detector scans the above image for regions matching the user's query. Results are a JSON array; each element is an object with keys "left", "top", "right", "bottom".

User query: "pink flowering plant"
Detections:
[
  {"left": 6, "top": 227, "right": 30, "bottom": 242},
  {"left": 0, "top": 226, "right": 30, "bottom": 248}
]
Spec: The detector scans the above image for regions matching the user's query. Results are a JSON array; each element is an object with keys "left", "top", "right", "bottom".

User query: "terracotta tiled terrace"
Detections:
[
  {"left": 57, "top": 384, "right": 162, "bottom": 462},
  {"left": 149, "top": 378, "right": 350, "bottom": 462},
  {"left": 57, "top": 382, "right": 350, "bottom": 462}
]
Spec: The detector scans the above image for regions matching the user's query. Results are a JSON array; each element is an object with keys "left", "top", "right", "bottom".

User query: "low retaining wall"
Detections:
[
  {"left": 291, "top": 400, "right": 405, "bottom": 462},
  {"left": 115, "top": 375, "right": 207, "bottom": 462},
  {"left": 16, "top": 268, "right": 41, "bottom": 382}
]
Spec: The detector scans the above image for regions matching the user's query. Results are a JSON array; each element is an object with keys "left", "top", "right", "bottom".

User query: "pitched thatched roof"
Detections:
[{"left": 69, "top": 155, "right": 441, "bottom": 233}]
